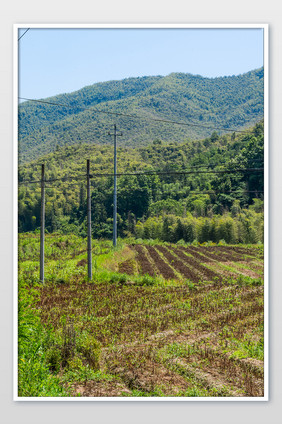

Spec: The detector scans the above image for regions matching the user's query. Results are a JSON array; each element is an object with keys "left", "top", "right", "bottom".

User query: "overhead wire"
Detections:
[
  {"left": 18, "top": 95, "right": 264, "bottom": 196},
  {"left": 88, "top": 168, "right": 264, "bottom": 178},
  {"left": 18, "top": 28, "right": 30, "bottom": 41},
  {"left": 18, "top": 166, "right": 264, "bottom": 186},
  {"left": 178, "top": 190, "right": 264, "bottom": 195},
  {"left": 19, "top": 174, "right": 86, "bottom": 185},
  {"left": 19, "top": 181, "right": 264, "bottom": 196},
  {"left": 45, "top": 181, "right": 86, "bottom": 189},
  {"left": 18, "top": 96, "right": 253, "bottom": 134}
]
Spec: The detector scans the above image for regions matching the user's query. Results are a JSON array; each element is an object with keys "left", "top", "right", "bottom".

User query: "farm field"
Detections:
[{"left": 18, "top": 233, "right": 264, "bottom": 398}]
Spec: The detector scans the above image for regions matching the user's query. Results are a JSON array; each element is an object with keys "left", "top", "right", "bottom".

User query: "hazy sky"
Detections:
[{"left": 18, "top": 27, "right": 264, "bottom": 100}]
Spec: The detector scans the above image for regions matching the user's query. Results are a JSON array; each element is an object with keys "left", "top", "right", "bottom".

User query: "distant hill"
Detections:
[{"left": 18, "top": 68, "right": 264, "bottom": 163}]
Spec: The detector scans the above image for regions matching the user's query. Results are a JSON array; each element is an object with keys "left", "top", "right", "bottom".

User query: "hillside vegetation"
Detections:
[
  {"left": 18, "top": 68, "right": 264, "bottom": 163},
  {"left": 18, "top": 121, "right": 264, "bottom": 243}
]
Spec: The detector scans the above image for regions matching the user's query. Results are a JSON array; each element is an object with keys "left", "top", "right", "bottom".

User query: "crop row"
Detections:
[{"left": 127, "top": 244, "right": 263, "bottom": 282}]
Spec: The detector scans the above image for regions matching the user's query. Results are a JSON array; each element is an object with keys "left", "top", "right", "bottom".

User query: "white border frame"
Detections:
[{"left": 13, "top": 23, "right": 269, "bottom": 402}]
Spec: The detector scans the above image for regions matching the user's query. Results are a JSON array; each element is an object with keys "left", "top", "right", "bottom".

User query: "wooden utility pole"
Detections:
[
  {"left": 108, "top": 125, "right": 123, "bottom": 247},
  {"left": 40, "top": 164, "right": 45, "bottom": 283},
  {"left": 87, "top": 159, "right": 92, "bottom": 279}
]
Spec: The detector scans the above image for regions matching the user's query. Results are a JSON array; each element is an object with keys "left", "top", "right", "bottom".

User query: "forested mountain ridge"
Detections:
[{"left": 18, "top": 68, "right": 264, "bottom": 163}]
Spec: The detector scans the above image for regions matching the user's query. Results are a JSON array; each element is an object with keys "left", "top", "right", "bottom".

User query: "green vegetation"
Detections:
[
  {"left": 18, "top": 68, "right": 263, "bottom": 163},
  {"left": 18, "top": 283, "right": 69, "bottom": 397},
  {"left": 135, "top": 210, "right": 263, "bottom": 244},
  {"left": 18, "top": 234, "right": 264, "bottom": 397},
  {"left": 18, "top": 121, "right": 264, "bottom": 243},
  {"left": 17, "top": 69, "right": 265, "bottom": 398}
]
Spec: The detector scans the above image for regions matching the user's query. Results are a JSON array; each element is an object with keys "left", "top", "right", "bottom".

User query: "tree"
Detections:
[{"left": 210, "top": 131, "right": 219, "bottom": 142}]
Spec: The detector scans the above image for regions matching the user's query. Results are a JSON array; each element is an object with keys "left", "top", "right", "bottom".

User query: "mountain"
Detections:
[{"left": 18, "top": 68, "right": 264, "bottom": 163}]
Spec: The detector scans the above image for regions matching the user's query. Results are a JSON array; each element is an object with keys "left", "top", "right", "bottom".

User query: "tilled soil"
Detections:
[
  {"left": 172, "top": 247, "right": 222, "bottom": 282},
  {"left": 145, "top": 245, "right": 177, "bottom": 279},
  {"left": 133, "top": 245, "right": 156, "bottom": 277},
  {"left": 155, "top": 245, "right": 200, "bottom": 282},
  {"left": 38, "top": 275, "right": 264, "bottom": 398},
  {"left": 223, "top": 261, "right": 262, "bottom": 279},
  {"left": 68, "top": 379, "right": 132, "bottom": 397},
  {"left": 210, "top": 246, "right": 253, "bottom": 262},
  {"left": 189, "top": 246, "right": 246, "bottom": 263},
  {"left": 178, "top": 246, "right": 217, "bottom": 263},
  {"left": 222, "top": 246, "right": 264, "bottom": 259},
  {"left": 34, "top": 243, "right": 264, "bottom": 398},
  {"left": 105, "top": 354, "right": 191, "bottom": 395},
  {"left": 130, "top": 244, "right": 263, "bottom": 283}
]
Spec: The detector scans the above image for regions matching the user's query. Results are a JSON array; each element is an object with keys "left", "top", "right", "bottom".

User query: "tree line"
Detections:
[{"left": 18, "top": 121, "right": 264, "bottom": 244}]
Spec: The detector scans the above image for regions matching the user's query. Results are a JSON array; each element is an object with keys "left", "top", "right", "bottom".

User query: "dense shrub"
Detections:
[{"left": 135, "top": 210, "right": 263, "bottom": 244}]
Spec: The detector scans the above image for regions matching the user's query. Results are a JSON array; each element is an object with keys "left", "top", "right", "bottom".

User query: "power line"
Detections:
[
  {"left": 19, "top": 175, "right": 85, "bottom": 185},
  {"left": 130, "top": 163, "right": 263, "bottom": 175},
  {"left": 18, "top": 28, "right": 30, "bottom": 41},
  {"left": 18, "top": 167, "right": 264, "bottom": 186},
  {"left": 19, "top": 97, "right": 72, "bottom": 108},
  {"left": 46, "top": 181, "right": 85, "bottom": 189},
  {"left": 184, "top": 190, "right": 264, "bottom": 195},
  {"left": 18, "top": 181, "right": 264, "bottom": 195},
  {"left": 17, "top": 159, "right": 264, "bottom": 186},
  {"left": 18, "top": 96, "right": 252, "bottom": 134},
  {"left": 90, "top": 168, "right": 264, "bottom": 178},
  {"left": 20, "top": 179, "right": 264, "bottom": 195},
  {"left": 49, "top": 181, "right": 264, "bottom": 195}
]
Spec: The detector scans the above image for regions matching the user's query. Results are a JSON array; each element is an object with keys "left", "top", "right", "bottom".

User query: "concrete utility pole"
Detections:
[
  {"left": 87, "top": 159, "right": 92, "bottom": 280},
  {"left": 40, "top": 164, "right": 45, "bottom": 283},
  {"left": 108, "top": 125, "right": 123, "bottom": 247}
]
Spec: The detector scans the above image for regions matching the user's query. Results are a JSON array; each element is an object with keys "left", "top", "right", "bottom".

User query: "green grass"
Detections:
[{"left": 18, "top": 285, "right": 70, "bottom": 397}]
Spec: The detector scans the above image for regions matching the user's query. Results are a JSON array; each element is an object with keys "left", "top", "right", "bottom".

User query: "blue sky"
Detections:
[{"left": 18, "top": 27, "right": 264, "bottom": 100}]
